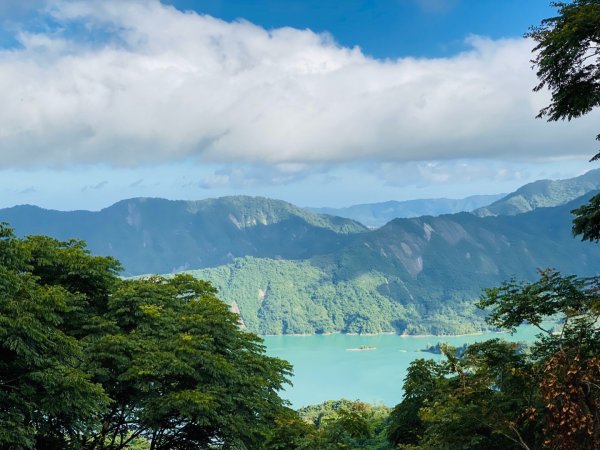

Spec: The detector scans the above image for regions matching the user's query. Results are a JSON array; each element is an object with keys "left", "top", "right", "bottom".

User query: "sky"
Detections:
[{"left": 0, "top": 0, "right": 598, "bottom": 211}]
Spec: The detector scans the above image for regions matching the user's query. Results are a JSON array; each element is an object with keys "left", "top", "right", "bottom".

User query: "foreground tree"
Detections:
[
  {"left": 270, "top": 400, "right": 391, "bottom": 450},
  {"left": 0, "top": 225, "right": 292, "bottom": 449},
  {"left": 80, "top": 274, "right": 292, "bottom": 449},
  {"left": 481, "top": 270, "right": 600, "bottom": 450},
  {"left": 386, "top": 271, "right": 600, "bottom": 449},
  {"left": 387, "top": 342, "right": 542, "bottom": 450},
  {"left": 0, "top": 226, "right": 109, "bottom": 449},
  {"left": 528, "top": 0, "right": 600, "bottom": 158},
  {"left": 527, "top": 0, "right": 600, "bottom": 240},
  {"left": 387, "top": 360, "right": 442, "bottom": 448}
]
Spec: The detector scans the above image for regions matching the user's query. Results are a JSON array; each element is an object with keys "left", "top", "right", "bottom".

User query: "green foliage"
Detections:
[
  {"left": 387, "top": 341, "right": 543, "bottom": 450},
  {"left": 479, "top": 270, "right": 600, "bottom": 449},
  {"left": 190, "top": 194, "right": 600, "bottom": 335},
  {"left": 190, "top": 256, "right": 487, "bottom": 336},
  {"left": 81, "top": 274, "right": 293, "bottom": 450},
  {"left": 387, "top": 360, "right": 442, "bottom": 447},
  {"left": 527, "top": 0, "right": 600, "bottom": 244},
  {"left": 572, "top": 191, "right": 600, "bottom": 241},
  {"left": 271, "top": 400, "right": 392, "bottom": 450},
  {"left": 0, "top": 224, "right": 109, "bottom": 449},
  {"left": 0, "top": 224, "right": 293, "bottom": 449},
  {"left": 479, "top": 269, "right": 599, "bottom": 338},
  {"left": 386, "top": 270, "right": 600, "bottom": 449},
  {"left": 527, "top": 1, "right": 600, "bottom": 149}
]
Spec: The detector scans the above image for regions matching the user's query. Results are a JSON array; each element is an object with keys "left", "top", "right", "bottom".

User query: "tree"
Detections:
[
  {"left": 387, "top": 359, "right": 442, "bottom": 448},
  {"left": 80, "top": 274, "right": 292, "bottom": 450},
  {"left": 0, "top": 225, "right": 108, "bottom": 449},
  {"left": 480, "top": 270, "right": 600, "bottom": 449},
  {"left": 281, "top": 400, "right": 391, "bottom": 450},
  {"left": 528, "top": 0, "right": 600, "bottom": 158},
  {"left": 387, "top": 343, "right": 542, "bottom": 450},
  {"left": 527, "top": 0, "right": 600, "bottom": 241},
  {"left": 0, "top": 226, "right": 293, "bottom": 449},
  {"left": 572, "top": 193, "right": 600, "bottom": 241},
  {"left": 526, "top": 4, "right": 600, "bottom": 442}
]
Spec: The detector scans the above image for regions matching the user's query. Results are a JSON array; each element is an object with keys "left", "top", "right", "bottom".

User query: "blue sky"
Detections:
[
  {"left": 0, "top": 0, "right": 597, "bottom": 210},
  {"left": 162, "top": 0, "right": 555, "bottom": 58}
]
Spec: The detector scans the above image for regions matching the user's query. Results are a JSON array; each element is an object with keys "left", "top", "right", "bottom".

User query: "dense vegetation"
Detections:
[
  {"left": 0, "top": 224, "right": 293, "bottom": 449},
  {"left": 188, "top": 256, "right": 484, "bottom": 335},
  {"left": 2, "top": 2, "right": 599, "bottom": 448},
  {"left": 191, "top": 194, "right": 600, "bottom": 335},
  {"left": 385, "top": 271, "right": 600, "bottom": 449}
]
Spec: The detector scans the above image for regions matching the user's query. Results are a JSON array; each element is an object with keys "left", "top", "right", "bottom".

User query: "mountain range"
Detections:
[
  {"left": 190, "top": 193, "right": 600, "bottom": 335},
  {"left": 308, "top": 169, "right": 600, "bottom": 226},
  {"left": 474, "top": 169, "right": 600, "bottom": 216},
  {"left": 1, "top": 169, "right": 599, "bottom": 335},
  {"left": 308, "top": 194, "right": 504, "bottom": 227},
  {"left": 0, "top": 196, "right": 366, "bottom": 275}
]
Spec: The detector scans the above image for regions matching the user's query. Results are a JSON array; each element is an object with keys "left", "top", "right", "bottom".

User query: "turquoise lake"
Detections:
[{"left": 263, "top": 326, "right": 545, "bottom": 408}]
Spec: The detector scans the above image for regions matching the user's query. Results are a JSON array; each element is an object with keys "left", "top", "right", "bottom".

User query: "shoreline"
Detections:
[{"left": 260, "top": 329, "right": 508, "bottom": 338}]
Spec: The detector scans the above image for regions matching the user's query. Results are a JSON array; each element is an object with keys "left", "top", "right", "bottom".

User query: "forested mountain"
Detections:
[
  {"left": 473, "top": 168, "right": 600, "bottom": 216},
  {"left": 190, "top": 193, "right": 600, "bottom": 335},
  {"left": 1, "top": 188, "right": 599, "bottom": 335},
  {"left": 308, "top": 194, "right": 504, "bottom": 227},
  {"left": 0, "top": 196, "right": 367, "bottom": 275}
]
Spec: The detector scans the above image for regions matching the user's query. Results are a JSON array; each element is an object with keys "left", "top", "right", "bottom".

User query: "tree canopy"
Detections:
[
  {"left": 384, "top": 270, "right": 600, "bottom": 450},
  {"left": 527, "top": 0, "right": 600, "bottom": 158},
  {"left": 0, "top": 224, "right": 293, "bottom": 449},
  {"left": 527, "top": 0, "right": 600, "bottom": 242}
]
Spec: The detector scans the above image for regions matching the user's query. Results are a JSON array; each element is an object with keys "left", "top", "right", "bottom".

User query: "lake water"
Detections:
[{"left": 263, "top": 326, "right": 545, "bottom": 408}]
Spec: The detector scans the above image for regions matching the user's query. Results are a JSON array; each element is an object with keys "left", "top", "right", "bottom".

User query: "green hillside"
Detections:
[
  {"left": 2, "top": 190, "right": 600, "bottom": 336},
  {"left": 191, "top": 193, "right": 600, "bottom": 335}
]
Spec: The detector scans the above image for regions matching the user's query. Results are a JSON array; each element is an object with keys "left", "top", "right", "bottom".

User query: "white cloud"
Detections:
[
  {"left": 372, "top": 160, "right": 531, "bottom": 188},
  {"left": 199, "top": 163, "right": 317, "bottom": 189},
  {"left": 0, "top": 0, "right": 597, "bottom": 169}
]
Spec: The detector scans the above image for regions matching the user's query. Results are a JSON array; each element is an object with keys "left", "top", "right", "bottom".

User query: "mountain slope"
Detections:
[
  {"left": 192, "top": 193, "right": 600, "bottom": 335},
  {"left": 0, "top": 196, "right": 367, "bottom": 275},
  {"left": 2, "top": 191, "right": 598, "bottom": 336},
  {"left": 308, "top": 194, "right": 504, "bottom": 227},
  {"left": 473, "top": 168, "right": 600, "bottom": 216}
]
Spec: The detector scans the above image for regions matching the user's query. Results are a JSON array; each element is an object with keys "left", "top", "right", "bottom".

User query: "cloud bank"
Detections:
[{"left": 0, "top": 0, "right": 597, "bottom": 169}]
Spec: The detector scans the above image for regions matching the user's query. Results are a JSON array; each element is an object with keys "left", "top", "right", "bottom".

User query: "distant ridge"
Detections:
[
  {"left": 0, "top": 196, "right": 367, "bottom": 275},
  {"left": 308, "top": 194, "right": 504, "bottom": 228},
  {"left": 473, "top": 168, "right": 600, "bottom": 217}
]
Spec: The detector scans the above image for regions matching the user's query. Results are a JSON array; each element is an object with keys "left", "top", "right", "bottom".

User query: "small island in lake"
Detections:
[{"left": 346, "top": 346, "right": 376, "bottom": 351}]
